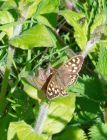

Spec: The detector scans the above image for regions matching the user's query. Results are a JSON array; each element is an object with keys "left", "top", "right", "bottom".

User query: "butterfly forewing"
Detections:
[
  {"left": 58, "top": 55, "right": 84, "bottom": 74},
  {"left": 46, "top": 55, "right": 84, "bottom": 100},
  {"left": 57, "top": 55, "right": 84, "bottom": 87}
]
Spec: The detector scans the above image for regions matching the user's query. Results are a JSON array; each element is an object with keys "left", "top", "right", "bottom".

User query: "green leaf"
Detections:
[
  {"left": 0, "top": 10, "right": 14, "bottom": 24},
  {"left": 90, "top": 12, "right": 106, "bottom": 34},
  {"left": 89, "top": 123, "right": 107, "bottom": 140},
  {"left": 0, "top": 0, "right": 17, "bottom": 10},
  {"left": 7, "top": 121, "right": 48, "bottom": 140},
  {"left": 36, "top": 13, "right": 57, "bottom": 29},
  {"left": 22, "top": 79, "right": 44, "bottom": 102},
  {"left": 43, "top": 94, "right": 76, "bottom": 135},
  {"left": 36, "top": 0, "right": 60, "bottom": 15},
  {"left": 96, "top": 46, "right": 107, "bottom": 81},
  {"left": 0, "top": 32, "right": 6, "bottom": 41},
  {"left": 0, "top": 115, "right": 16, "bottom": 140},
  {"left": 69, "top": 75, "right": 105, "bottom": 101},
  {"left": 0, "top": 11, "right": 14, "bottom": 37},
  {"left": 60, "top": 10, "right": 88, "bottom": 50},
  {"left": 9, "top": 24, "right": 58, "bottom": 49},
  {"left": 76, "top": 97, "right": 101, "bottom": 120},
  {"left": 53, "top": 126, "right": 87, "bottom": 140},
  {"left": 18, "top": 0, "right": 41, "bottom": 19},
  {"left": 7, "top": 88, "right": 36, "bottom": 122}
]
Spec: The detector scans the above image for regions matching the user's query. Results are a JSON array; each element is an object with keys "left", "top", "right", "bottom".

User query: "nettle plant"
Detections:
[{"left": 0, "top": 0, "right": 107, "bottom": 140}]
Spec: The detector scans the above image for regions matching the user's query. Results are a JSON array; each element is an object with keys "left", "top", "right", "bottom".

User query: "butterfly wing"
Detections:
[
  {"left": 57, "top": 55, "right": 84, "bottom": 87},
  {"left": 46, "top": 74, "right": 67, "bottom": 100}
]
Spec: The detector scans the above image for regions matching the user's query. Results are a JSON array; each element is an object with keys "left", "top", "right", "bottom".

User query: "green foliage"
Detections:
[
  {"left": 22, "top": 79, "right": 44, "bottom": 102},
  {"left": 60, "top": 10, "right": 88, "bottom": 50},
  {"left": 0, "top": 10, "right": 14, "bottom": 37},
  {"left": 0, "top": 0, "right": 107, "bottom": 140},
  {"left": 18, "top": 0, "right": 41, "bottom": 19},
  {"left": 35, "top": 0, "right": 60, "bottom": 14},
  {"left": 9, "top": 24, "right": 58, "bottom": 49},
  {"left": 69, "top": 75, "right": 105, "bottom": 101},
  {"left": 90, "top": 11, "right": 106, "bottom": 33},
  {"left": 0, "top": 0, "right": 17, "bottom": 10},
  {"left": 96, "top": 46, "right": 107, "bottom": 81},
  {"left": 36, "top": 13, "right": 57, "bottom": 29},
  {"left": 7, "top": 121, "right": 48, "bottom": 140},
  {"left": 43, "top": 94, "right": 76, "bottom": 135},
  {"left": 53, "top": 126, "right": 87, "bottom": 140},
  {"left": 89, "top": 123, "right": 107, "bottom": 140}
]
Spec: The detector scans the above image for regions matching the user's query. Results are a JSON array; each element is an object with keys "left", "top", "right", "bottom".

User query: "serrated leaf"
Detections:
[
  {"left": 9, "top": 24, "right": 58, "bottom": 49},
  {"left": 60, "top": 10, "right": 88, "bottom": 50},
  {"left": 89, "top": 123, "right": 107, "bottom": 140},
  {"left": 90, "top": 24, "right": 107, "bottom": 41},
  {"left": 76, "top": 97, "right": 101, "bottom": 120},
  {"left": 69, "top": 75, "right": 105, "bottom": 101},
  {"left": 43, "top": 94, "right": 76, "bottom": 135},
  {"left": 53, "top": 126, "right": 87, "bottom": 140},
  {"left": 0, "top": 11, "right": 14, "bottom": 37},
  {"left": 7, "top": 121, "right": 48, "bottom": 140},
  {"left": 90, "top": 12, "right": 106, "bottom": 34},
  {"left": 96, "top": 46, "right": 107, "bottom": 81}
]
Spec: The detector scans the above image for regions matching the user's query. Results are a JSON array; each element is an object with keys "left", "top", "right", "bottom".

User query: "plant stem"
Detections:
[
  {"left": 0, "top": 20, "right": 23, "bottom": 115},
  {"left": 104, "top": 102, "right": 107, "bottom": 123},
  {"left": 34, "top": 103, "right": 49, "bottom": 134},
  {"left": 0, "top": 47, "right": 14, "bottom": 115},
  {"left": 104, "top": 108, "right": 107, "bottom": 123},
  {"left": 82, "top": 38, "right": 100, "bottom": 58}
]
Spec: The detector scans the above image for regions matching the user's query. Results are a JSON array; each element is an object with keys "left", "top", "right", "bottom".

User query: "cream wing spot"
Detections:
[
  {"left": 74, "top": 67, "right": 78, "bottom": 70},
  {"left": 54, "top": 90, "right": 57, "bottom": 94},
  {"left": 73, "top": 69, "right": 76, "bottom": 73},
  {"left": 57, "top": 89, "right": 60, "bottom": 93},
  {"left": 72, "top": 63, "right": 76, "bottom": 67},
  {"left": 55, "top": 89, "right": 59, "bottom": 94},
  {"left": 76, "top": 58, "right": 80, "bottom": 64},
  {"left": 72, "top": 58, "right": 76, "bottom": 62},
  {"left": 48, "top": 87, "right": 51, "bottom": 91},
  {"left": 52, "top": 87, "right": 55, "bottom": 91},
  {"left": 50, "top": 83, "right": 53, "bottom": 87},
  {"left": 68, "top": 62, "right": 71, "bottom": 65},
  {"left": 48, "top": 92, "right": 53, "bottom": 96}
]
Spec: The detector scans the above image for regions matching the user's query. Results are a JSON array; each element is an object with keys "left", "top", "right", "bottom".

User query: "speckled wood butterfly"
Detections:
[{"left": 30, "top": 55, "right": 84, "bottom": 100}]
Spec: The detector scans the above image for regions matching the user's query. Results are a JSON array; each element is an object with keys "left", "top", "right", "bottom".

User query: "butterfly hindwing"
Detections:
[{"left": 46, "top": 75, "right": 67, "bottom": 100}]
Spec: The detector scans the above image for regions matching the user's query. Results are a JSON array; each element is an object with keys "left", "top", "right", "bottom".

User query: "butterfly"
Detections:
[
  {"left": 41, "top": 54, "right": 84, "bottom": 100},
  {"left": 28, "top": 54, "right": 84, "bottom": 100}
]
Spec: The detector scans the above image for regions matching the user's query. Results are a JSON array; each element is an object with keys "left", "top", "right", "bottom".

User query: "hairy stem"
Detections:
[
  {"left": 82, "top": 38, "right": 100, "bottom": 58},
  {"left": 0, "top": 20, "right": 23, "bottom": 115},
  {"left": 34, "top": 103, "right": 49, "bottom": 134},
  {"left": 0, "top": 47, "right": 14, "bottom": 114}
]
